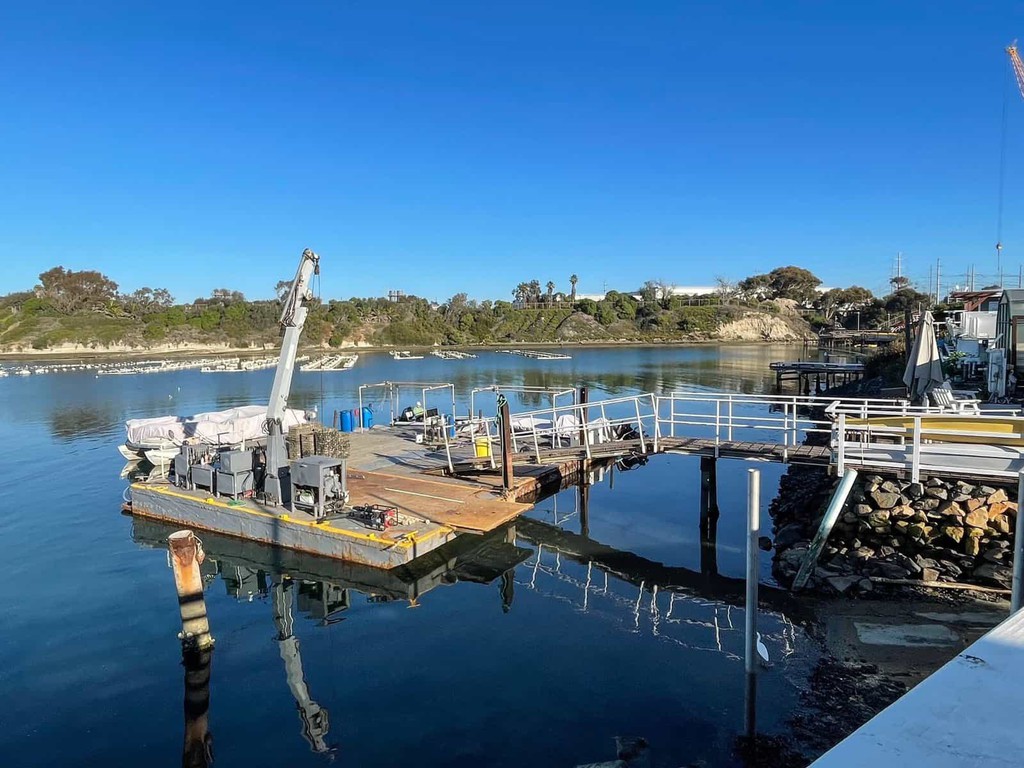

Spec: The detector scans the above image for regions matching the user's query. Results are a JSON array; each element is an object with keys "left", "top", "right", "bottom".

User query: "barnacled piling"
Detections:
[{"left": 168, "top": 530, "right": 214, "bottom": 650}]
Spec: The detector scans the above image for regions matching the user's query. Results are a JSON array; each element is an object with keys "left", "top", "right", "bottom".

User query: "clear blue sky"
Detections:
[{"left": 1, "top": 1, "right": 1022, "bottom": 303}]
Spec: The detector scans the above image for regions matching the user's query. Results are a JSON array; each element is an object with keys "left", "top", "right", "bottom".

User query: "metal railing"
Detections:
[{"left": 833, "top": 410, "right": 1024, "bottom": 482}]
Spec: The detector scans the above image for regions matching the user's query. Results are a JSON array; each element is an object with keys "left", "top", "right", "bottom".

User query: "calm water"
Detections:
[{"left": 1, "top": 344, "right": 826, "bottom": 767}]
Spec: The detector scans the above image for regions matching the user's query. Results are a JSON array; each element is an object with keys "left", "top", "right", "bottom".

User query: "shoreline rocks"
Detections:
[{"left": 770, "top": 467, "right": 1017, "bottom": 595}]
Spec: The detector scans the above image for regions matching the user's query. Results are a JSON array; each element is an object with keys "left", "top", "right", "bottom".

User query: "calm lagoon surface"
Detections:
[{"left": 0, "top": 344, "right": 918, "bottom": 767}]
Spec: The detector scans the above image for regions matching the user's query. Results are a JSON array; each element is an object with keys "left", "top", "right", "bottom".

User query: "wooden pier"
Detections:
[
  {"left": 770, "top": 360, "right": 865, "bottom": 393},
  {"left": 817, "top": 329, "right": 901, "bottom": 352}
]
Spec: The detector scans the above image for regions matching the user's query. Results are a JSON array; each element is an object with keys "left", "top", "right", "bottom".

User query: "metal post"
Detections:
[
  {"left": 578, "top": 386, "right": 589, "bottom": 452},
  {"left": 1013, "top": 471, "right": 1024, "bottom": 612},
  {"left": 745, "top": 469, "right": 760, "bottom": 675},
  {"left": 499, "top": 398, "right": 514, "bottom": 493},
  {"left": 168, "top": 530, "right": 214, "bottom": 651}
]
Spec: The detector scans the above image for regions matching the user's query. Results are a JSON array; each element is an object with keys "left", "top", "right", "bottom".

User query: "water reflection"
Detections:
[{"left": 48, "top": 404, "right": 120, "bottom": 441}]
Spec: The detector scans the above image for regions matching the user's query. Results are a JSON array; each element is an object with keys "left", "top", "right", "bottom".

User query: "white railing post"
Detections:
[
  {"left": 715, "top": 400, "right": 721, "bottom": 446},
  {"left": 727, "top": 396, "right": 734, "bottom": 442},
  {"left": 634, "top": 397, "right": 647, "bottom": 454},
  {"left": 836, "top": 412, "right": 846, "bottom": 475},
  {"left": 911, "top": 417, "right": 921, "bottom": 483},
  {"left": 651, "top": 395, "right": 660, "bottom": 453},
  {"left": 533, "top": 420, "right": 542, "bottom": 463}
]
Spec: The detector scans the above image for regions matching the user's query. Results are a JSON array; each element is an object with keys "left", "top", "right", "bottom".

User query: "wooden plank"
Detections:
[{"left": 347, "top": 470, "right": 532, "bottom": 533}]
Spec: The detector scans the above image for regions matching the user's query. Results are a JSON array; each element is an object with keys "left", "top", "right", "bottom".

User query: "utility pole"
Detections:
[{"left": 936, "top": 258, "right": 941, "bottom": 304}]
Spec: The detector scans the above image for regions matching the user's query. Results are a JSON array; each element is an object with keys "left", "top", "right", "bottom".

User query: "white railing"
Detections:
[
  {"left": 497, "top": 393, "right": 661, "bottom": 463},
  {"left": 833, "top": 411, "right": 1024, "bottom": 482},
  {"left": 656, "top": 392, "right": 846, "bottom": 449}
]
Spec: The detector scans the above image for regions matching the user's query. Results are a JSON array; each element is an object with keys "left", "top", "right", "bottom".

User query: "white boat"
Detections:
[
  {"left": 390, "top": 350, "right": 424, "bottom": 360},
  {"left": 120, "top": 405, "right": 310, "bottom": 462}
]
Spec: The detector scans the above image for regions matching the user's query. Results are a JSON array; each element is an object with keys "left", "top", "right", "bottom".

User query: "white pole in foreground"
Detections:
[
  {"left": 745, "top": 469, "right": 760, "bottom": 675},
  {"left": 1012, "top": 471, "right": 1024, "bottom": 612}
]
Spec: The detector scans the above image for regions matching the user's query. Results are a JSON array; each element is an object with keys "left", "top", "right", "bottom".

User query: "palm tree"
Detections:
[
  {"left": 546, "top": 281, "right": 555, "bottom": 305},
  {"left": 569, "top": 274, "right": 578, "bottom": 303}
]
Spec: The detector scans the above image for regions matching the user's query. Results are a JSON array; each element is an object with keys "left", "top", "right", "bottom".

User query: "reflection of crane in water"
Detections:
[{"left": 272, "top": 578, "right": 334, "bottom": 755}]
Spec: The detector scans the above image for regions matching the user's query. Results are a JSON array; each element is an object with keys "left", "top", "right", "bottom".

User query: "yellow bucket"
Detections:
[{"left": 474, "top": 437, "right": 492, "bottom": 458}]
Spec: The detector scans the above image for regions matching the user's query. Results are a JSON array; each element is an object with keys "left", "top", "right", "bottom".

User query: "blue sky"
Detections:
[{"left": 1, "top": 1, "right": 1022, "bottom": 303}]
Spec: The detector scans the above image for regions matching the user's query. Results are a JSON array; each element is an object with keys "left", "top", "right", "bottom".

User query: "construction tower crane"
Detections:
[
  {"left": 999, "top": 44, "right": 1024, "bottom": 267},
  {"left": 1009, "top": 42, "right": 1024, "bottom": 99}
]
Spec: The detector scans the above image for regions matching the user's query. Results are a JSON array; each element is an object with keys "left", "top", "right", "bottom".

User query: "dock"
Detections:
[
  {"left": 770, "top": 360, "right": 865, "bottom": 393},
  {"left": 817, "top": 328, "right": 902, "bottom": 351},
  {"left": 812, "top": 608, "right": 1024, "bottom": 767}
]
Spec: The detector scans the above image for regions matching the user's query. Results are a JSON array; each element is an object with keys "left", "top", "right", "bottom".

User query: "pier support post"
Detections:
[
  {"left": 745, "top": 469, "right": 760, "bottom": 676},
  {"left": 1013, "top": 471, "right": 1024, "bottom": 612},
  {"left": 182, "top": 646, "right": 214, "bottom": 768},
  {"left": 168, "top": 530, "right": 214, "bottom": 651},
  {"left": 499, "top": 398, "right": 514, "bottom": 493},
  {"left": 579, "top": 474, "right": 591, "bottom": 538},
  {"left": 699, "top": 456, "right": 720, "bottom": 576}
]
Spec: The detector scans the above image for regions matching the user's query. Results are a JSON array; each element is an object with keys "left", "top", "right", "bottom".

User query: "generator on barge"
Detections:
[{"left": 124, "top": 249, "right": 457, "bottom": 569}]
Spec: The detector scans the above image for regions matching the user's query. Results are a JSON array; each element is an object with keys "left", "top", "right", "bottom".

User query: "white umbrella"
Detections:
[{"left": 903, "top": 311, "right": 944, "bottom": 402}]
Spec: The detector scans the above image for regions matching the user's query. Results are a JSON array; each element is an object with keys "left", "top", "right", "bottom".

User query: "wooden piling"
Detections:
[{"left": 168, "top": 530, "right": 214, "bottom": 651}]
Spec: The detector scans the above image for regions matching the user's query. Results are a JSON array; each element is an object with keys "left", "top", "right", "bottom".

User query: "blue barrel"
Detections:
[
  {"left": 340, "top": 410, "right": 353, "bottom": 432},
  {"left": 362, "top": 405, "right": 374, "bottom": 429}
]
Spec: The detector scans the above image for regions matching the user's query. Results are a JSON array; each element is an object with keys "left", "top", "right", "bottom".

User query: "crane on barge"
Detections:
[{"left": 263, "top": 248, "right": 320, "bottom": 504}]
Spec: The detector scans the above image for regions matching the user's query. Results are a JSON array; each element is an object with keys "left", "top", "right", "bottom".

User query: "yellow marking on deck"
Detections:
[{"left": 132, "top": 483, "right": 452, "bottom": 546}]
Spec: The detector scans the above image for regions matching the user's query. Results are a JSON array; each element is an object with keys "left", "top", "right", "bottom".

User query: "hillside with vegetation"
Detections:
[{"left": 0, "top": 264, "right": 923, "bottom": 354}]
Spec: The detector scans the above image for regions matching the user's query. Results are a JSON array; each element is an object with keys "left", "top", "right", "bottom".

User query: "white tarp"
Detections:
[{"left": 125, "top": 406, "right": 308, "bottom": 447}]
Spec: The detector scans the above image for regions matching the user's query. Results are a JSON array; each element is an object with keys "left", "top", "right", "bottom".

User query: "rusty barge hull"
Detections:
[{"left": 126, "top": 483, "right": 457, "bottom": 570}]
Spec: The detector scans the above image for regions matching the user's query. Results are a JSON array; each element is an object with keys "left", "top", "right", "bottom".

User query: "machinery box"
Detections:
[
  {"left": 219, "top": 449, "right": 254, "bottom": 474},
  {"left": 192, "top": 464, "right": 216, "bottom": 492},
  {"left": 217, "top": 470, "right": 253, "bottom": 498}
]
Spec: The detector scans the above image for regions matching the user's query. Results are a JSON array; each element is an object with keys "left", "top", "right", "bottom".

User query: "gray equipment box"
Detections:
[
  {"left": 217, "top": 469, "right": 253, "bottom": 499},
  {"left": 219, "top": 449, "right": 254, "bottom": 474},
  {"left": 192, "top": 464, "right": 216, "bottom": 493},
  {"left": 173, "top": 451, "right": 191, "bottom": 488},
  {"left": 290, "top": 456, "right": 348, "bottom": 519}
]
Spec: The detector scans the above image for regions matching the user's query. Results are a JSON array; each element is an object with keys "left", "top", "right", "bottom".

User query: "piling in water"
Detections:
[
  {"left": 182, "top": 646, "right": 214, "bottom": 768},
  {"left": 168, "top": 530, "right": 214, "bottom": 651}
]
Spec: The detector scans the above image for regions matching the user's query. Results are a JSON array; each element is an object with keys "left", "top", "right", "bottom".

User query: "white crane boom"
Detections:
[{"left": 267, "top": 248, "right": 320, "bottom": 423}]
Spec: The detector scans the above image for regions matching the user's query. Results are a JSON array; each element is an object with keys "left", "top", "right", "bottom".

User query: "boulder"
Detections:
[
  {"left": 919, "top": 497, "right": 942, "bottom": 511},
  {"left": 853, "top": 503, "right": 873, "bottom": 517},
  {"left": 965, "top": 497, "right": 987, "bottom": 512},
  {"left": 881, "top": 480, "right": 902, "bottom": 494},
  {"left": 905, "top": 482, "right": 925, "bottom": 499},
  {"left": 942, "top": 525, "right": 965, "bottom": 544},
  {"left": 965, "top": 509, "right": 990, "bottom": 529},
  {"left": 973, "top": 562, "right": 1013, "bottom": 588},
  {"left": 826, "top": 575, "right": 861, "bottom": 595},
  {"left": 926, "top": 477, "right": 943, "bottom": 487},
  {"left": 920, "top": 566, "right": 940, "bottom": 582},
  {"left": 987, "top": 488, "right": 1009, "bottom": 505},
  {"left": 955, "top": 481, "right": 976, "bottom": 495},
  {"left": 982, "top": 546, "right": 1006, "bottom": 563},
  {"left": 977, "top": 485, "right": 998, "bottom": 497},
  {"left": 890, "top": 505, "right": 916, "bottom": 519},
  {"left": 924, "top": 486, "right": 949, "bottom": 501},
  {"left": 988, "top": 501, "right": 1014, "bottom": 520},
  {"left": 758, "top": 536, "right": 773, "bottom": 551},
  {"left": 991, "top": 515, "right": 1011, "bottom": 535},
  {"left": 870, "top": 491, "right": 900, "bottom": 510},
  {"left": 965, "top": 530, "right": 983, "bottom": 557}
]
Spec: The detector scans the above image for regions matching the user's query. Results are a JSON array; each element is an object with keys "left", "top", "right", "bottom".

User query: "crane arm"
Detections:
[
  {"left": 267, "top": 248, "right": 320, "bottom": 424},
  {"left": 1009, "top": 44, "right": 1024, "bottom": 102}
]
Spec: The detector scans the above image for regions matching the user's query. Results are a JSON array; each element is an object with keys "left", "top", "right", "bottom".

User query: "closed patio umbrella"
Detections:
[{"left": 903, "top": 311, "right": 945, "bottom": 402}]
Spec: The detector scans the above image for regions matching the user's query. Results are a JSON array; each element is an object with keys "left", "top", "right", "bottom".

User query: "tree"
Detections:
[
  {"left": 36, "top": 266, "right": 119, "bottom": 314},
  {"left": 274, "top": 279, "right": 292, "bottom": 300},
  {"left": 816, "top": 286, "right": 874, "bottom": 323},
  {"left": 211, "top": 288, "right": 245, "bottom": 303},
  {"left": 714, "top": 276, "right": 736, "bottom": 305},
  {"left": 738, "top": 266, "right": 822, "bottom": 303},
  {"left": 512, "top": 280, "right": 542, "bottom": 305},
  {"left": 889, "top": 275, "right": 911, "bottom": 292},
  {"left": 640, "top": 280, "right": 659, "bottom": 306},
  {"left": 546, "top": 281, "right": 555, "bottom": 304},
  {"left": 569, "top": 274, "right": 578, "bottom": 303}
]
